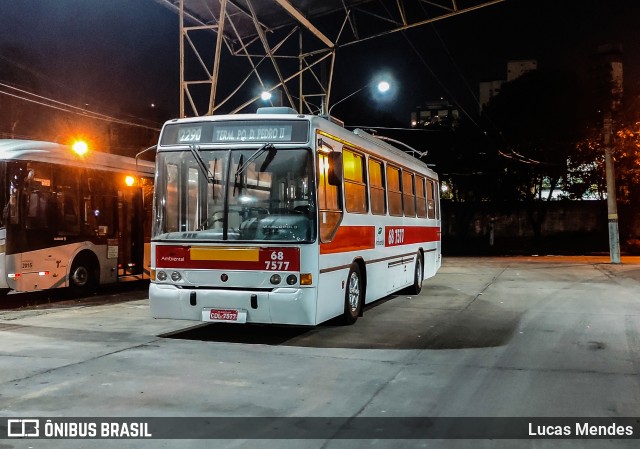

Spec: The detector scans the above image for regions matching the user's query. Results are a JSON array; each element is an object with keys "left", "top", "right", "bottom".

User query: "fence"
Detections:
[{"left": 441, "top": 200, "right": 640, "bottom": 255}]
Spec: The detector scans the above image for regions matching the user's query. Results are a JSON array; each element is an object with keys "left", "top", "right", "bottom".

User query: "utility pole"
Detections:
[
  {"left": 603, "top": 112, "right": 620, "bottom": 263},
  {"left": 596, "top": 44, "right": 623, "bottom": 264}
]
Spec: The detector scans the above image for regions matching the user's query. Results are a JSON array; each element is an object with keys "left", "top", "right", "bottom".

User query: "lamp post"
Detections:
[{"left": 328, "top": 80, "right": 391, "bottom": 116}]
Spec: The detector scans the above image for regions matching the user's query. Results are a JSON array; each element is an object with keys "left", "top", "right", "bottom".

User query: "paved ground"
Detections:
[{"left": 0, "top": 256, "right": 639, "bottom": 448}]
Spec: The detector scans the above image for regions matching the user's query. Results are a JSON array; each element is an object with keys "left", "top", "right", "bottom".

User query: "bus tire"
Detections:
[
  {"left": 69, "top": 255, "right": 98, "bottom": 294},
  {"left": 343, "top": 263, "right": 363, "bottom": 325},
  {"left": 406, "top": 253, "right": 423, "bottom": 295}
]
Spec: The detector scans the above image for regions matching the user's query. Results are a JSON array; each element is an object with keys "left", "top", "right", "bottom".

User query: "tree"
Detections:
[{"left": 481, "top": 69, "right": 590, "bottom": 248}]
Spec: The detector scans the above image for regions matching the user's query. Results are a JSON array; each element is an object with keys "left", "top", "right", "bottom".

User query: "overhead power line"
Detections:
[{"left": 0, "top": 82, "right": 161, "bottom": 132}]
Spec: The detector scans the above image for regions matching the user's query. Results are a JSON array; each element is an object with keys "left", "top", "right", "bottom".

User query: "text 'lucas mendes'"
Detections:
[{"left": 528, "top": 422, "right": 634, "bottom": 437}]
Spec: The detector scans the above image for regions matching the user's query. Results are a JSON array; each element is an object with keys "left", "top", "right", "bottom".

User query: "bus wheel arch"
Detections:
[
  {"left": 69, "top": 250, "right": 100, "bottom": 293},
  {"left": 343, "top": 259, "right": 366, "bottom": 325}
]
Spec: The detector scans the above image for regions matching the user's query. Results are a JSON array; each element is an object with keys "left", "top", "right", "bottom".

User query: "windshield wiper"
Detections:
[
  {"left": 188, "top": 144, "right": 214, "bottom": 183},
  {"left": 234, "top": 143, "right": 277, "bottom": 197},
  {"left": 235, "top": 143, "right": 276, "bottom": 176}
]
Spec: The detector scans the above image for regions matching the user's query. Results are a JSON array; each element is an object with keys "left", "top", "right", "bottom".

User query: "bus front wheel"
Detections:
[
  {"left": 69, "top": 257, "right": 97, "bottom": 294},
  {"left": 343, "top": 264, "right": 363, "bottom": 325}
]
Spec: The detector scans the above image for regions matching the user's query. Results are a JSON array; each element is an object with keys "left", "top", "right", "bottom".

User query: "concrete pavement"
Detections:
[{"left": 0, "top": 256, "right": 639, "bottom": 448}]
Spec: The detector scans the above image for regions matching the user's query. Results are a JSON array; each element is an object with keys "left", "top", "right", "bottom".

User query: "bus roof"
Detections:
[
  {"left": 160, "top": 111, "right": 437, "bottom": 179},
  {"left": 0, "top": 139, "right": 155, "bottom": 176},
  {"left": 307, "top": 115, "right": 437, "bottom": 179}
]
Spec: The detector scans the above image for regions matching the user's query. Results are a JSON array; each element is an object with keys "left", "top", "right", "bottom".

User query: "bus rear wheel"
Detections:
[
  {"left": 343, "top": 264, "right": 363, "bottom": 325},
  {"left": 405, "top": 253, "right": 423, "bottom": 295}
]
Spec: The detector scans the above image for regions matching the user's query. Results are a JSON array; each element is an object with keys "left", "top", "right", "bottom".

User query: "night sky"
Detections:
[
  {"left": 1, "top": 0, "right": 639, "bottom": 128},
  {"left": 1, "top": 0, "right": 178, "bottom": 120}
]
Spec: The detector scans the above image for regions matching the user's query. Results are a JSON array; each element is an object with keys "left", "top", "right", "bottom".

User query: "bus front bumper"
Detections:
[{"left": 149, "top": 283, "right": 317, "bottom": 326}]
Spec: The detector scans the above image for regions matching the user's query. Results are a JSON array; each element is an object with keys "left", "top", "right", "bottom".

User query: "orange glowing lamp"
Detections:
[{"left": 72, "top": 141, "right": 89, "bottom": 156}]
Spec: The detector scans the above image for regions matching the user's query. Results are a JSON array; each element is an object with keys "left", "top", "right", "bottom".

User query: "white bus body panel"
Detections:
[{"left": 5, "top": 242, "right": 116, "bottom": 292}]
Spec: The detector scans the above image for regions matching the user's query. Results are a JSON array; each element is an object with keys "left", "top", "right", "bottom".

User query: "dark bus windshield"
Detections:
[{"left": 153, "top": 147, "right": 316, "bottom": 242}]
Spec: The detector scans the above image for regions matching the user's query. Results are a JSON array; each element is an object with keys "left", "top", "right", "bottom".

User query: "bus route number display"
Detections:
[
  {"left": 177, "top": 126, "right": 202, "bottom": 143},
  {"left": 213, "top": 124, "right": 292, "bottom": 142},
  {"left": 161, "top": 120, "right": 308, "bottom": 145}
]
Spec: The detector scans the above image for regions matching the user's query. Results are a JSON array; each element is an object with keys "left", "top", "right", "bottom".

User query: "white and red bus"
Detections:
[
  {"left": 0, "top": 140, "right": 154, "bottom": 294},
  {"left": 150, "top": 108, "right": 441, "bottom": 325}
]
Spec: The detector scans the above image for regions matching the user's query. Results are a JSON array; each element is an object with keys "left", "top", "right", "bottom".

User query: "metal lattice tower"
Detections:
[{"left": 154, "top": 0, "right": 505, "bottom": 117}]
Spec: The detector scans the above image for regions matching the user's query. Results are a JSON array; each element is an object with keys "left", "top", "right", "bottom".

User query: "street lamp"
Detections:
[
  {"left": 377, "top": 81, "right": 390, "bottom": 93},
  {"left": 328, "top": 79, "right": 392, "bottom": 116},
  {"left": 260, "top": 89, "right": 283, "bottom": 107},
  {"left": 72, "top": 140, "right": 88, "bottom": 156}
]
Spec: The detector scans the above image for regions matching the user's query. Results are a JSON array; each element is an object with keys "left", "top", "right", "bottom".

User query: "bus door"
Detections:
[{"left": 117, "top": 187, "right": 144, "bottom": 279}]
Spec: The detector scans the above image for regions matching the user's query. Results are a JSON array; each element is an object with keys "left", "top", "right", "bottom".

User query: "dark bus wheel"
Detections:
[
  {"left": 70, "top": 258, "right": 97, "bottom": 294},
  {"left": 406, "top": 253, "right": 423, "bottom": 295},
  {"left": 343, "top": 263, "right": 363, "bottom": 325}
]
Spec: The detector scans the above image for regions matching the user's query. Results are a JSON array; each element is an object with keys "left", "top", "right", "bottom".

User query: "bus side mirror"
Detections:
[{"left": 328, "top": 151, "right": 342, "bottom": 186}]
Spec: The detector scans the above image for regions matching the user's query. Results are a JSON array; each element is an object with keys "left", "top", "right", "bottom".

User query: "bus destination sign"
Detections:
[
  {"left": 213, "top": 124, "right": 292, "bottom": 142},
  {"left": 161, "top": 120, "right": 309, "bottom": 145}
]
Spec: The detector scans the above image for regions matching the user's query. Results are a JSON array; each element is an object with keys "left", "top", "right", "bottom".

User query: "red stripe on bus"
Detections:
[
  {"left": 385, "top": 226, "right": 441, "bottom": 247},
  {"left": 320, "top": 226, "right": 376, "bottom": 254},
  {"left": 155, "top": 246, "right": 300, "bottom": 271}
]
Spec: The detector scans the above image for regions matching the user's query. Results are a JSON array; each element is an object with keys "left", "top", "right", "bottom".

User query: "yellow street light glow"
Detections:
[
  {"left": 125, "top": 176, "right": 136, "bottom": 186},
  {"left": 72, "top": 141, "right": 88, "bottom": 156}
]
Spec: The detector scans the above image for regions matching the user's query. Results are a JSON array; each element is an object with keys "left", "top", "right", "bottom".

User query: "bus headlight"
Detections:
[
  {"left": 270, "top": 274, "right": 281, "bottom": 285},
  {"left": 171, "top": 271, "right": 182, "bottom": 282},
  {"left": 157, "top": 271, "right": 167, "bottom": 281},
  {"left": 286, "top": 274, "right": 297, "bottom": 285}
]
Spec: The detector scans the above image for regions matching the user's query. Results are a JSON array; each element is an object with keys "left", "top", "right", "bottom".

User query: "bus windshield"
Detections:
[{"left": 153, "top": 147, "right": 315, "bottom": 242}]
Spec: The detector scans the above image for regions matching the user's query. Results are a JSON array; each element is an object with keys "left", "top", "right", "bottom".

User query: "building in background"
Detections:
[
  {"left": 479, "top": 59, "right": 538, "bottom": 113},
  {"left": 410, "top": 98, "right": 460, "bottom": 130},
  {"left": 506, "top": 59, "right": 538, "bottom": 81}
]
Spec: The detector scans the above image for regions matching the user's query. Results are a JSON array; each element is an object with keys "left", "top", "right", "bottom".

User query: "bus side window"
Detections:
[
  {"left": 84, "top": 195, "right": 97, "bottom": 232},
  {"left": 427, "top": 179, "right": 436, "bottom": 219},
  {"left": 416, "top": 176, "right": 427, "bottom": 218},
  {"left": 317, "top": 151, "right": 343, "bottom": 242},
  {"left": 24, "top": 190, "right": 51, "bottom": 230},
  {"left": 23, "top": 165, "right": 53, "bottom": 230},
  {"left": 368, "top": 158, "right": 386, "bottom": 215},
  {"left": 63, "top": 196, "right": 77, "bottom": 224},
  {"left": 8, "top": 185, "right": 18, "bottom": 225},
  {"left": 55, "top": 168, "right": 80, "bottom": 235},
  {"left": 402, "top": 171, "right": 416, "bottom": 217},
  {"left": 95, "top": 194, "right": 117, "bottom": 237},
  {"left": 436, "top": 182, "right": 440, "bottom": 219},
  {"left": 343, "top": 148, "right": 367, "bottom": 213},
  {"left": 386, "top": 165, "right": 402, "bottom": 216},
  {"left": 83, "top": 174, "right": 116, "bottom": 237}
]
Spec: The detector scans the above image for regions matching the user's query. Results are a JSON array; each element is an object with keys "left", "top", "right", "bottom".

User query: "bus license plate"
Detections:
[{"left": 202, "top": 308, "right": 247, "bottom": 323}]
